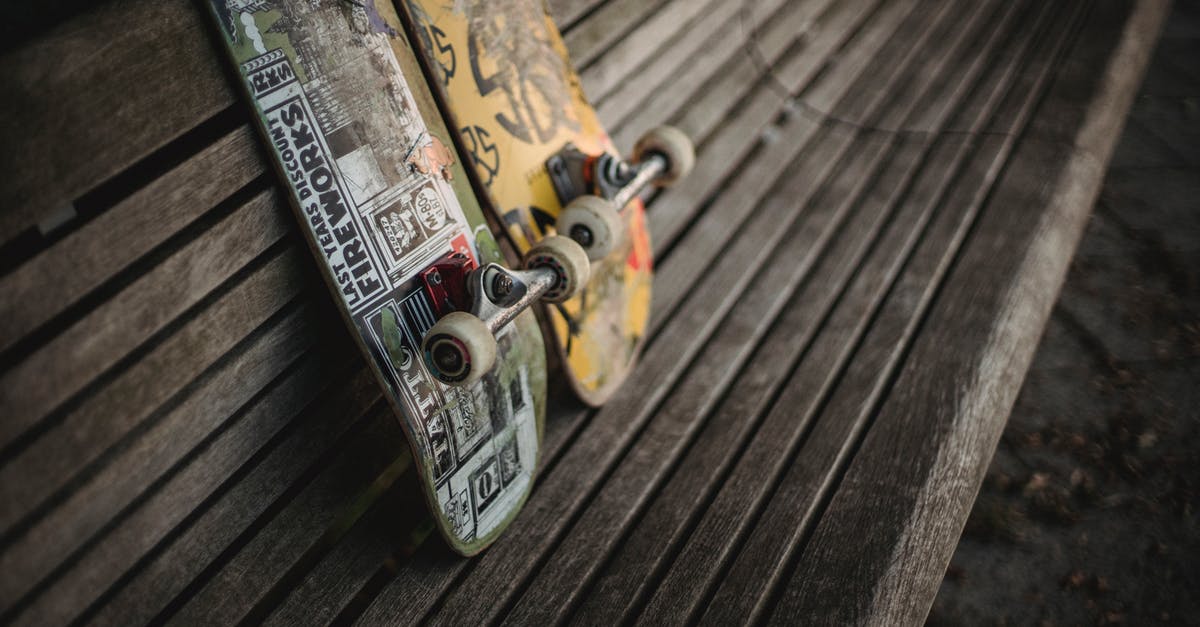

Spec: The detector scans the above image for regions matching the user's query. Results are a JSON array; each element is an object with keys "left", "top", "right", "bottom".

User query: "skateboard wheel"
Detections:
[
  {"left": 524, "top": 235, "right": 590, "bottom": 303},
  {"left": 557, "top": 195, "right": 623, "bottom": 261},
  {"left": 633, "top": 125, "right": 695, "bottom": 187},
  {"left": 422, "top": 312, "right": 497, "bottom": 386}
]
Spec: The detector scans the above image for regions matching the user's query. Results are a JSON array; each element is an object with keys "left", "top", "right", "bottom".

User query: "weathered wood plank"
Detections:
[
  {"left": 0, "top": 242, "right": 308, "bottom": 539},
  {"left": 640, "top": 0, "right": 897, "bottom": 260},
  {"left": 0, "top": 187, "right": 292, "bottom": 451},
  {"left": 520, "top": 1, "right": 1038, "bottom": 619},
  {"left": 0, "top": 284, "right": 317, "bottom": 616},
  {"left": 646, "top": 0, "right": 913, "bottom": 337},
  {"left": 577, "top": 0, "right": 722, "bottom": 101},
  {"left": 260, "top": 476, "right": 430, "bottom": 627},
  {"left": 693, "top": 7, "right": 1078, "bottom": 623},
  {"left": 548, "top": 0, "right": 607, "bottom": 33},
  {"left": 7, "top": 310, "right": 353, "bottom": 626},
  {"left": 0, "top": 126, "right": 263, "bottom": 356},
  {"left": 594, "top": 0, "right": 800, "bottom": 132},
  {"left": 0, "top": 0, "right": 233, "bottom": 242},
  {"left": 771, "top": 2, "right": 1167, "bottom": 624},
  {"left": 562, "top": 0, "right": 673, "bottom": 70},
  {"left": 634, "top": 0, "right": 1052, "bottom": 621},
  {"left": 166, "top": 410, "right": 409, "bottom": 626},
  {"left": 82, "top": 369, "right": 381, "bottom": 627}
]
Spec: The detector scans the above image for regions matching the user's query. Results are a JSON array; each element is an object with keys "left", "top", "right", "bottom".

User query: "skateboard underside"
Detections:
[
  {"left": 401, "top": 0, "right": 654, "bottom": 407},
  {"left": 205, "top": 0, "right": 546, "bottom": 555}
]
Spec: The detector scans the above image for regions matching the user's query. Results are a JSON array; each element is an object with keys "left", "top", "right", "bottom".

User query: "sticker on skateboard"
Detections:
[{"left": 204, "top": 0, "right": 566, "bottom": 555}]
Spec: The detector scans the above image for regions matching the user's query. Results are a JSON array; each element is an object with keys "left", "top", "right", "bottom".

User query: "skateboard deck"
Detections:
[
  {"left": 205, "top": 0, "right": 547, "bottom": 555},
  {"left": 399, "top": 0, "right": 653, "bottom": 407}
]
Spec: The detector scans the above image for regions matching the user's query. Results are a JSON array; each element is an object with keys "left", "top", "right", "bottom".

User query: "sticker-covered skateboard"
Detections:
[
  {"left": 397, "top": 0, "right": 694, "bottom": 406},
  {"left": 204, "top": 0, "right": 589, "bottom": 555}
]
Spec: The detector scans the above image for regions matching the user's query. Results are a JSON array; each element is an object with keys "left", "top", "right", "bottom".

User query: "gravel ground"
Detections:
[{"left": 927, "top": 4, "right": 1200, "bottom": 625}]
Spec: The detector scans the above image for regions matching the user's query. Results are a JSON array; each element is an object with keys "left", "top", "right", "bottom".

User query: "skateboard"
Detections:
[
  {"left": 204, "top": 0, "right": 590, "bottom": 555},
  {"left": 396, "top": 0, "right": 695, "bottom": 406}
]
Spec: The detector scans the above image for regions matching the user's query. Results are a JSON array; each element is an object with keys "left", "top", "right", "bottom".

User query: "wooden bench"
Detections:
[{"left": 0, "top": 0, "right": 1165, "bottom": 623}]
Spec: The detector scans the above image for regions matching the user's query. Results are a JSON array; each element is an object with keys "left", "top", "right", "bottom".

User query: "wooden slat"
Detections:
[
  {"left": 639, "top": 0, "right": 893, "bottom": 259},
  {"left": 81, "top": 369, "right": 381, "bottom": 627},
  {"left": 770, "top": 1, "right": 1168, "bottom": 623},
  {"left": 8, "top": 310, "right": 354, "bottom": 626},
  {"left": 548, "top": 0, "right": 608, "bottom": 32},
  {"left": 0, "top": 0, "right": 233, "bottom": 242},
  {"left": 0, "top": 126, "right": 263, "bottom": 356},
  {"left": 577, "top": 0, "right": 722, "bottom": 101},
  {"left": 0, "top": 239, "right": 307, "bottom": 540},
  {"left": 260, "top": 476, "right": 431, "bottom": 627},
  {"left": 166, "top": 409, "right": 409, "bottom": 625},
  {"left": 0, "top": 187, "right": 291, "bottom": 452},
  {"left": 0, "top": 290, "right": 318, "bottom": 614},
  {"left": 593, "top": 0, "right": 800, "bottom": 131},
  {"left": 562, "top": 0, "right": 673, "bottom": 70},
  {"left": 645, "top": 0, "right": 906, "bottom": 334}
]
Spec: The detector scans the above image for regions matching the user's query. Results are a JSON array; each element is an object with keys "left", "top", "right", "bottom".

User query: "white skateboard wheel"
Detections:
[
  {"left": 524, "top": 235, "right": 590, "bottom": 303},
  {"left": 422, "top": 311, "right": 497, "bottom": 386},
  {"left": 557, "top": 195, "right": 624, "bottom": 261},
  {"left": 633, "top": 125, "right": 695, "bottom": 187}
]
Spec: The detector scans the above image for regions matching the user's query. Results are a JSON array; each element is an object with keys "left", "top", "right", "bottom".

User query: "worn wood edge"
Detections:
[{"left": 770, "top": 1, "right": 1169, "bottom": 624}]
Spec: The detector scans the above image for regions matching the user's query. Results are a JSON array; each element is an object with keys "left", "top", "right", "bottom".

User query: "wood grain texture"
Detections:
[
  {"left": 0, "top": 242, "right": 309, "bottom": 538},
  {"left": 0, "top": 0, "right": 233, "bottom": 242},
  {"left": 0, "top": 188, "right": 292, "bottom": 452},
  {"left": 770, "top": 1, "right": 1169, "bottom": 624},
  {"left": 0, "top": 0, "right": 1161, "bottom": 624},
  {"left": 0, "top": 126, "right": 263, "bottom": 356},
  {"left": 694, "top": 4, "right": 1079, "bottom": 622},
  {"left": 83, "top": 368, "right": 381, "bottom": 627}
]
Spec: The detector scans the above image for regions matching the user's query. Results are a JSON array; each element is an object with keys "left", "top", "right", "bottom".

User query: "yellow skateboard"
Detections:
[{"left": 398, "top": 0, "right": 695, "bottom": 406}]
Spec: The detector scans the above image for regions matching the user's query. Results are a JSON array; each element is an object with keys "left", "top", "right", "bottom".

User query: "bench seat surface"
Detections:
[{"left": 0, "top": 0, "right": 1164, "bottom": 624}]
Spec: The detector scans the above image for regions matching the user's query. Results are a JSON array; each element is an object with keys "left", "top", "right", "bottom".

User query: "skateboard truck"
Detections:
[
  {"left": 549, "top": 125, "right": 696, "bottom": 261},
  {"left": 422, "top": 235, "right": 589, "bottom": 386}
]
